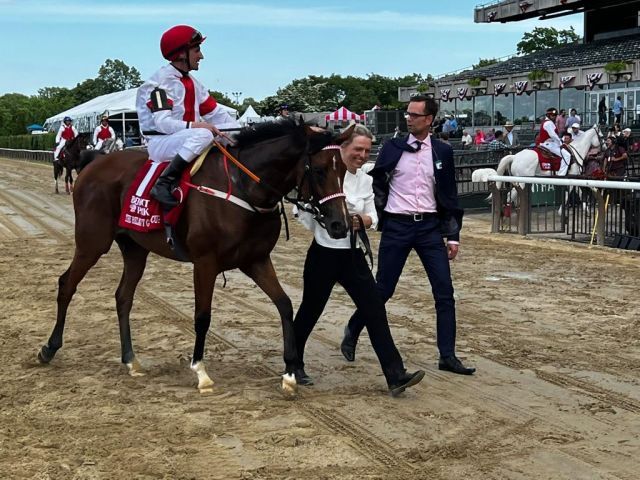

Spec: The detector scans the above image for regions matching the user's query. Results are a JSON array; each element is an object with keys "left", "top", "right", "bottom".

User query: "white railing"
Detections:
[
  {"left": 475, "top": 173, "right": 640, "bottom": 246},
  {"left": 0, "top": 148, "right": 54, "bottom": 163}
]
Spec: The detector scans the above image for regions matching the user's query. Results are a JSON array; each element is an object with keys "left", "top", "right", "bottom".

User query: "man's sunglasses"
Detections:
[{"left": 404, "top": 112, "right": 430, "bottom": 119}]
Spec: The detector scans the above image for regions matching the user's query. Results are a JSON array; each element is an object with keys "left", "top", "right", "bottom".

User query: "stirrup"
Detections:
[{"left": 163, "top": 222, "right": 176, "bottom": 249}]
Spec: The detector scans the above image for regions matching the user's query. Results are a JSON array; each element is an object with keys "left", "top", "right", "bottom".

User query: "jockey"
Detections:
[
  {"left": 54, "top": 116, "right": 78, "bottom": 161},
  {"left": 93, "top": 115, "right": 116, "bottom": 151},
  {"left": 136, "top": 24, "right": 239, "bottom": 210},
  {"left": 538, "top": 107, "right": 571, "bottom": 175}
]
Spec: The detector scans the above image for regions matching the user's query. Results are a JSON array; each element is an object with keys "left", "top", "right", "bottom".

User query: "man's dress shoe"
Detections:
[{"left": 438, "top": 355, "right": 476, "bottom": 375}]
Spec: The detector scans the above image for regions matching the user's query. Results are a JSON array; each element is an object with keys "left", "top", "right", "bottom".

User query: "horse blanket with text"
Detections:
[
  {"left": 118, "top": 159, "right": 191, "bottom": 232},
  {"left": 533, "top": 146, "right": 561, "bottom": 172}
]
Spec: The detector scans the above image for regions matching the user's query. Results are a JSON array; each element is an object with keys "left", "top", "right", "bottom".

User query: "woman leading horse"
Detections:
[{"left": 38, "top": 119, "right": 352, "bottom": 397}]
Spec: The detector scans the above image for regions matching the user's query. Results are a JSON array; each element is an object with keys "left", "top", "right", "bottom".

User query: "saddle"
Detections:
[
  {"left": 533, "top": 146, "right": 562, "bottom": 171},
  {"left": 117, "top": 146, "right": 211, "bottom": 234}
]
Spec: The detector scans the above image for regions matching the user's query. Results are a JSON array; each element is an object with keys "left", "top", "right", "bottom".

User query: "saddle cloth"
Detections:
[
  {"left": 117, "top": 159, "right": 192, "bottom": 233},
  {"left": 534, "top": 146, "right": 561, "bottom": 172}
]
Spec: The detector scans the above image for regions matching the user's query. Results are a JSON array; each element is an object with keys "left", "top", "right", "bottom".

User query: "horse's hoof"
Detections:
[
  {"left": 37, "top": 345, "right": 53, "bottom": 364},
  {"left": 279, "top": 373, "right": 298, "bottom": 400},
  {"left": 126, "top": 359, "right": 145, "bottom": 377}
]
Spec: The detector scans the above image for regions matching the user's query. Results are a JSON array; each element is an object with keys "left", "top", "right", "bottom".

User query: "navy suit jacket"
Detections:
[{"left": 368, "top": 135, "right": 463, "bottom": 242}]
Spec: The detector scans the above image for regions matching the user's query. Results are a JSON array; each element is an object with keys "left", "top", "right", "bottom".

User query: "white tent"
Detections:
[
  {"left": 43, "top": 88, "right": 238, "bottom": 140},
  {"left": 238, "top": 105, "right": 264, "bottom": 126}
]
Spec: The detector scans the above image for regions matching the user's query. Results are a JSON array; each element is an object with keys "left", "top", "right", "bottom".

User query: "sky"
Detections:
[{"left": 0, "top": 0, "right": 584, "bottom": 102}]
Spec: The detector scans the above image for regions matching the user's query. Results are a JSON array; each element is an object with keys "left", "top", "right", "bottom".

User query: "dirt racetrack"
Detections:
[{"left": 0, "top": 156, "right": 638, "bottom": 480}]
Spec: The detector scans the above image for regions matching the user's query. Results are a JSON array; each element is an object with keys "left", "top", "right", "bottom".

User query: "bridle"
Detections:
[
  {"left": 563, "top": 126, "right": 605, "bottom": 172},
  {"left": 285, "top": 144, "right": 346, "bottom": 229}
]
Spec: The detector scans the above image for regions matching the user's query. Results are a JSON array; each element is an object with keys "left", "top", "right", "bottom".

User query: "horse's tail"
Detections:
[
  {"left": 495, "top": 154, "right": 515, "bottom": 190},
  {"left": 78, "top": 149, "right": 103, "bottom": 172}
]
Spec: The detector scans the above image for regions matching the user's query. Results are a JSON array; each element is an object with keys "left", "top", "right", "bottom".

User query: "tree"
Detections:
[
  {"left": 473, "top": 58, "right": 499, "bottom": 69},
  {"left": 73, "top": 78, "right": 110, "bottom": 104},
  {"left": 97, "top": 59, "right": 143, "bottom": 92},
  {"left": 516, "top": 26, "right": 580, "bottom": 55}
]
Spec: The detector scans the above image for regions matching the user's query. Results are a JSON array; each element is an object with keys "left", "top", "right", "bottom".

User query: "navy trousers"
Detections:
[{"left": 347, "top": 215, "right": 457, "bottom": 357}]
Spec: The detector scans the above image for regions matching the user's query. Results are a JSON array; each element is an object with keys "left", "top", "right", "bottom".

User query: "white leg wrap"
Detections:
[
  {"left": 191, "top": 361, "right": 214, "bottom": 393},
  {"left": 126, "top": 358, "right": 145, "bottom": 377},
  {"left": 280, "top": 373, "right": 298, "bottom": 399}
]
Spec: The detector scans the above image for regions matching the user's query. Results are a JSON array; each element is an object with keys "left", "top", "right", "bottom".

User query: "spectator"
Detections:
[
  {"left": 442, "top": 115, "right": 453, "bottom": 135},
  {"left": 503, "top": 121, "right": 519, "bottom": 147},
  {"left": 565, "top": 108, "right": 581, "bottom": 131},
  {"left": 484, "top": 128, "right": 496, "bottom": 143},
  {"left": 439, "top": 132, "right": 450, "bottom": 144},
  {"left": 449, "top": 116, "right": 458, "bottom": 137},
  {"left": 619, "top": 127, "right": 634, "bottom": 150},
  {"left": 460, "top": 130, "right": 473, "bottom": 149},
  {"left": 570, "top": 123, "right": 583, "bottom": 140},
  {"left": 556, "top": 109, "right": 567, "bottom": 136},
  {"left": 604, "top": 135, "right": 628, "bottom": 177},
  {"left": 612, "top": 96, "right": 623, "bottom": 125},
  {"left": 473, "top": 128, "right": 486, "bottom": 150},
  {"left": 562, "top": 132, "right": 573, "bottom": 145},
  {"left": 488, "top": 130, "right": 509, "bottom": 151},
  {"left": 598, "top": 97, "right": 608, "bottom": 125}
]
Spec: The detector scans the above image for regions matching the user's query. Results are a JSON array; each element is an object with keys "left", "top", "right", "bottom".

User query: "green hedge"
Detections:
[{"left": 0, "top": 133, "right": 56, "bottom": 150}]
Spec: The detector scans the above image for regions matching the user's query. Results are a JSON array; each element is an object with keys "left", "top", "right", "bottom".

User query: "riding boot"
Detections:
[{"left": 151, "top": 154, "right": 189, "bottom": 210}]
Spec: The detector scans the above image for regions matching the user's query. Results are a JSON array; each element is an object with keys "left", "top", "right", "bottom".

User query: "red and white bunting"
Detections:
[
  {"left": 457, "top": 87, "right": 468, "bottom": 100},
  {"left": 493, "top": 83, "right": 506, "bottom": 96},
  {"left": 559, "top": 75, "right": 575, "bottom": 89},
  {"left": 585, "top": 73, "right": 603, "bottom": 91},
  {"left": 440, "top": 89, "right": 451, "bottom": 102},
  {"left": 514, "top": 81, "right": 528, "bottom": 95}
]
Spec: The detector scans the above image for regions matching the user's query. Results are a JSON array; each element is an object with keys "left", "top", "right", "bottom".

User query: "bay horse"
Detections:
[
  {"left": 473, "top": 125, "right": 605, "bottom": 207},
  {"left": 38, "top": 119, "right": 352, "bottom": 397},
  {"left": 54, "top": 134, "right": 91, "bottom": 194}
]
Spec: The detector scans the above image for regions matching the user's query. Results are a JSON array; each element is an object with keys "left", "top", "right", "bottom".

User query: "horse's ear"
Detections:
[{"left": 336, "top": 123, "right": 356, "bottom": 144}]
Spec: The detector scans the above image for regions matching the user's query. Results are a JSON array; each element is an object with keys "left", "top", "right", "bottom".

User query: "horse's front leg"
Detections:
[
  {"left": 241, "top": 257, "right": 299, "bottom": 399},
  {"left": 65, "top": 167, "right": 74, "bottom": 194},
  {"left": 192, "top": 258, "right": 217, "bottom": 393}
]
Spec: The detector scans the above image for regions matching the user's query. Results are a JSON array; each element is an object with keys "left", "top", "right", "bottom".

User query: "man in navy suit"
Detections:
[{"left": 341, "top": 94, "right": 475, "bottom": 375}]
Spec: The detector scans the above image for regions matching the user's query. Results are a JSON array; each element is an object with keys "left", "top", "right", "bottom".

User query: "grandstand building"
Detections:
[{"left": 399, "top": 0, "right": 640, "bottom": 129}]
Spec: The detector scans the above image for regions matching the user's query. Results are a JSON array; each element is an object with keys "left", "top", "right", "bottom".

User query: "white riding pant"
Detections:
[
  {"left": 53, "top": 139, "right": 67, "bottom": 160},
  {"left": 541, "top": 140, "right": 571, "bottom": 175},
  {"left": 146, "top": 128, "right": 214, "bottom": 164},
  {"left": 95, "top": 140, "right": 105, "bottom": 151}
]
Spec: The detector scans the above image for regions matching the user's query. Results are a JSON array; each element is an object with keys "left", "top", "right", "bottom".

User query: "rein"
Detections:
[{"left": 188, "top": 140, "right": 345, "bottom": 229}]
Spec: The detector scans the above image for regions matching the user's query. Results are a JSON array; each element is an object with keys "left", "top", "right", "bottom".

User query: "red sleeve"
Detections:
[{"left": 199, "top": 96, "right": 218, "bottom": 116}]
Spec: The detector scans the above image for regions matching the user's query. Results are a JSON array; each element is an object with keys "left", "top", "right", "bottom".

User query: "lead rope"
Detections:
[
  {"left": 280, "top": 199, "right": 290, "bottom": 240},
  {"left": 349, "top": 214, "right": 374, "bottom": 270}
]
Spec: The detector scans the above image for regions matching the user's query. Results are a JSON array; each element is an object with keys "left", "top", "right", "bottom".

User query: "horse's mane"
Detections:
[{"left": 234, "top": 118, "right": 304, "bottom": 148}]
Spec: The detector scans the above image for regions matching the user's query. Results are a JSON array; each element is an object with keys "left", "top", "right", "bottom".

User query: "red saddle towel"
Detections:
[
  {"left": 118, "top": 159, "right": 192, "bottom": 233},
  {"left": 534, "top": 146, "right": 561, "bottom": 172}
]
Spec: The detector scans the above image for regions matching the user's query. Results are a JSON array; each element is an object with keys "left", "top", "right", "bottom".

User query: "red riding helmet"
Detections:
[{"left": 160, "top": 25, "right": 206, "bottom": 61}]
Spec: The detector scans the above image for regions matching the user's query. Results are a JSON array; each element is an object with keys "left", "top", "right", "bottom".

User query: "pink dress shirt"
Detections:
[{"left": 385, "top": 134, "right": 437, "bottom": 214}]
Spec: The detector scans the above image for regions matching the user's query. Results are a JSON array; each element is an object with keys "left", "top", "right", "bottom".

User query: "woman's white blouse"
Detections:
[{"left": 296, "top": 168, "right": 378, "bottom": 249}]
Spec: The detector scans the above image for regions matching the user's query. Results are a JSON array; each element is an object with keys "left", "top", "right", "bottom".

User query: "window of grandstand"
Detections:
[
  {"left": 514, "top": 92, "right": 534, "bottom": 123},
  {"left": 494, "top": 93, "right": 514, "bottom": 125},
  {"left": 474, "top": 95, "right": 493, "bottom": 126}
]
